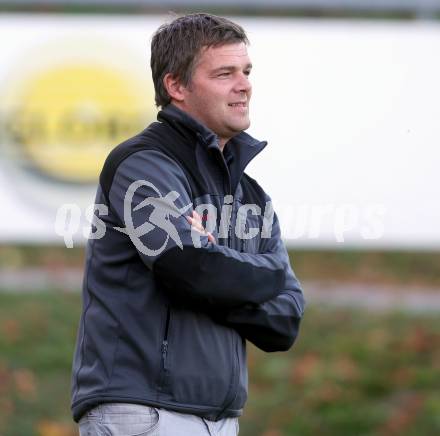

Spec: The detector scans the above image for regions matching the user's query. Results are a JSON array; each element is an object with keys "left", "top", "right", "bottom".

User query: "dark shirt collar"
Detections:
[
  {"left": 158, "top": 103, "right": 266, "bottom": 155},
  {"left": 157, "top": 104, "right": 218, "bottom": 149},
  {"left": 157, "top": 104, "right": 268, "bottom": 191},
  {"left": 223, "top": 142, "right": 234, "bottom": 166}
]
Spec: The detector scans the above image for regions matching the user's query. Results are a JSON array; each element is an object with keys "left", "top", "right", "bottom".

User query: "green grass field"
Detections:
[{"left": 1, "top": 291, "right": 439, "bottom": 436}]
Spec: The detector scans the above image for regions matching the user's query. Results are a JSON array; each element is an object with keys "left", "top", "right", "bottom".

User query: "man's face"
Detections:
[{"left": 179, "top": 42, "right": 252, "bottom": 146}]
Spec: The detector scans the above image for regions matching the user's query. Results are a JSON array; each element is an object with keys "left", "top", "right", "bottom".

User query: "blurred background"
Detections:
[{"left": 0, "top": 1, "right": 439, "bottom": 435}]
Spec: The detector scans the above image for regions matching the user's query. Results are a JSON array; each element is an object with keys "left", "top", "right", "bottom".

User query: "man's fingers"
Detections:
[
  {"left": 186, "top": 216, "right": 204, "bottom": 232},
  {"left": 193, "top": 210, "right": 203, "bottom": 221},
  {"left": 189, "top": 211, "right": 204, "bottom": 231},
  {"left": 187, "top": 215, "right": 216, "bottom": 244}
]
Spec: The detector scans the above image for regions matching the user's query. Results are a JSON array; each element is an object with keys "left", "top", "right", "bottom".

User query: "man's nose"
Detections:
[{"left": 234, "top": 73, "right": 251, "bottom": 94}]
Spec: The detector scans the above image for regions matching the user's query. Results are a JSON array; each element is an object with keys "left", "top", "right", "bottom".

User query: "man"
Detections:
[{"left": 71, "top": 13, "right": 305, "bottom": 436}]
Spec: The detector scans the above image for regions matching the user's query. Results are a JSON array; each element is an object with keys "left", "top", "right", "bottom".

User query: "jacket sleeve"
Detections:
[
  {"left": 214, "top": 205, "right": 306, "bottom": 353},
  {"left": 108, "top": 150, "right": 285, "bottom": 310}
]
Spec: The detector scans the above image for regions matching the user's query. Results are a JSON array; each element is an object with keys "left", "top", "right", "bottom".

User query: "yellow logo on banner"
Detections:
[{"left": 2, "top": 64, "right": 155, "bottom": 184}]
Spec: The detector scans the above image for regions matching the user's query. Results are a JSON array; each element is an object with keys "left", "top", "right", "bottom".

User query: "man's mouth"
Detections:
[{"left": 228, "top": 102, "right": 247, "bottom": 107}]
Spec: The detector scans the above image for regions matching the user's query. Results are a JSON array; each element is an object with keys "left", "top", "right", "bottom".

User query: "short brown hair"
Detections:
[{"left": 150, "top": 13, "right": 249, "bottom": 108}]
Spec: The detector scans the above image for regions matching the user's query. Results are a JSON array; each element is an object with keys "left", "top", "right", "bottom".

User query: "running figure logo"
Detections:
[{"left": 115, "top": 180, "right": 192, "bottom": 256}]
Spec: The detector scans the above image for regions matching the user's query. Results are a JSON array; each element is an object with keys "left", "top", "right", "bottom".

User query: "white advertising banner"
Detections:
[{"left": 0, "top": 14, "right": 439, "bottom": 248}]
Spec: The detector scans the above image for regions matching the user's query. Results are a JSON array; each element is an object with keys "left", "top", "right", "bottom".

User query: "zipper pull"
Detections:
[
  {"left": 240, "top": 238, "right": 246, "bottom": 252},
  {"left": 161, "top": 340, "right": 168, "bottom": 357},
  {"left": 161, "top": 340, "right": 169, "bottom": 370}
]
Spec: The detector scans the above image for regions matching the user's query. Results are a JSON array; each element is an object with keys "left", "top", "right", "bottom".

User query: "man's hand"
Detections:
[{"left": 186, "top": 210, "right": 216, "bottom": 244}]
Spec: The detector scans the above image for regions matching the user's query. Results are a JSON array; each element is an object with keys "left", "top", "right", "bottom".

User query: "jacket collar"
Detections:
[{"left": 157, "top": 104, "right": 268, "bottom": 183}]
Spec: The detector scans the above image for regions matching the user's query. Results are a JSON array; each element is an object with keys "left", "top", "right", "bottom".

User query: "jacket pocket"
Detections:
[{"left": 164, "top": 308, "right": 235, "bottom": 408}]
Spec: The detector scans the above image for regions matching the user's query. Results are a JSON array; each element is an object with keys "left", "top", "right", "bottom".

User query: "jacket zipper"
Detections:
[
  {"left": 212, "top": 144, "right": 240, "bottom": 418},
  {"left": 159, "top": 306, "right": 171, "bottom": 392},
  {"left": 220, "top": 149, "right": 239, "bottom": 417},
  {"left": 228, "top": 199, "right": 234, "bottom": 250}
]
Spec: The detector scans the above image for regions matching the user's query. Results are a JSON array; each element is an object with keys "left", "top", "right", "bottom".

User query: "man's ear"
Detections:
[{"left": 163, "top": 73, "right": 186, "bottom": 103}]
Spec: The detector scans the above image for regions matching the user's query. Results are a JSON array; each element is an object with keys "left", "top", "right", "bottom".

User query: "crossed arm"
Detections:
[
  {"left": 109, "top": 149, "right": 305, "bottom": 352},
  {"left": 187, "top": 209, "right": 305, "bottom": 352}
]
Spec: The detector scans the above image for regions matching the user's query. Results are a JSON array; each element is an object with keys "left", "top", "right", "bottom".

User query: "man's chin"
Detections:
[
  {"left": 231, "top": 119, "right": 251, "bottom": 133},
  {"left": 240, "top": 122, "right": 251, "bottom": 132}
]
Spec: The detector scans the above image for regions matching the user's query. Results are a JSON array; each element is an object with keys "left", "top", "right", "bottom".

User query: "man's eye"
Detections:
[
  {"left": 244, "top": 70, "right": 251, "bottom": 76},
  {"left": 218, "top": 72, "right": 230, "bottom": 77}
]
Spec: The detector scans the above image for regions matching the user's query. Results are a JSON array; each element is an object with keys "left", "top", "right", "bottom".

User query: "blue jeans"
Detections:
[{"left": 78, "top": 403, "right": 239, "bottom": 436}]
